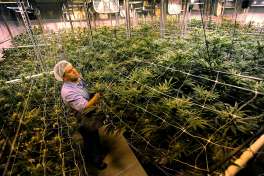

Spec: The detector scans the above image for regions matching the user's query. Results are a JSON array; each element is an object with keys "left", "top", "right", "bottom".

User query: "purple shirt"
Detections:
[{"left": 61, "top": 79, "right": 90, "bottom": 113}]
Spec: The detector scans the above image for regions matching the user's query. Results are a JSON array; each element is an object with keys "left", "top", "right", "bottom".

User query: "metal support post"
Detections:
[
  {"left": 35, "top": 8, "right": 44, "bottom": 32},
  {"left": 181, "top": 0, "right": 188, "bottom": 36},
  {"left": 115, "top": 12, "right": 119, "bottom": 26},
  {"left": 65, "top": 0, "right": 74, "bottom": 31},
  {"left": 110, "top": 13, "right": 113, "bottom": 27},
  {"left": 125, "top": 0, "right": 131, "bottom": 39},
  {"left": 84, "top": 1, "right": 93, "bottom": 43},
  {"left": 160, "top": 0, "right": 165, "bottom": 37}
]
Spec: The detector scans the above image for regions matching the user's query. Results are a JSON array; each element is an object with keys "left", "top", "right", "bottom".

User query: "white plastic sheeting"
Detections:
[
  {"left": 93, "top": 0, "right": 119, "bottom": 14},
  {"left": 168, "top": 0, "right": 182, "bottom": 15},
  {"left": 119, "top": 6, "right": 135, "bottom": 18},
  {"left": 120, "top": 9, "right": 126, "bottom": 17}
]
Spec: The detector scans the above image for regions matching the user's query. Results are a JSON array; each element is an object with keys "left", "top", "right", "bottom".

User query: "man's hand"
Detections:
[
  {"left": 93, "top": 93, "right": 101, "bottom": 103},
  {"left": 85, "top": 92, "right": 102, "bottom": 110}
]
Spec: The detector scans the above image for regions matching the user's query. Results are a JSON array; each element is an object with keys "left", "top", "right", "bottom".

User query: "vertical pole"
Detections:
[
  {"left": 35, "top": 8, "right": 44, "bottom": 33},
  {"left": 189, "top": 1, "right": 193, "bottom": 25},
  {"left": 70, "top": 0, "right": 76, "bottom": 20},
  {"left": 93, "top": 12, "right": 97, "bottom": 30},
  {"left": 84, "top": 1, "right": 93, "bottom": 41},
  {"left": 220, "top": 0, "right": 226, "bottom": 24},
  {"left": 84, "top": 2, "right": 89, "bottom": 28},
  {"left": 144, "top": 9, "right": 146, "bottom": 24},
  {"left": 134, "top": 7, "right": 138, "bottom": 26},
  {"left": 110, "top": 14, "right": 113, "bottom": 27},
  {"left": 62, "top": 11, "right": 67, "bottom": 28},
  {"left": 160, "top": 0, "right": 165, "bottom": 37},
  {"left": 79, "top": 5, "right": 83, "bottom": 27},
  {"left": 164, "top": 0, "right": 168, "bottom": 23},
  {"left": 208, "top": 0, "right": 213, "bottom": 26},
  {"left": 65, "top": 0, "right": 74, "bottom": 31},
  {"left": 205, "top": 0, "right": 209, "bottom": 27},
  {"left": 207, "top": 0, "right": 212, "bottom": 27},
  {"left": 185, "top": 3, "right": 190, "bottom": 34},
  {"left": 114, "top": 13, "right": 117, "bottom": 38},
  {"left": 115, "top": 12, "right": 119, "bottom": 26},
  {"left": 203, "top": 0, "right": 207, "bottom": 28},
  {"left": 233, "top": 0, "right": 238, "bottom": 27},
  {"left": 181, "top": 0, "right": 188, "bottom": 36},
  {"left": 125, "top": 0, "right": 131, "bottom": 38},
  {"left": 130, "top": 5, "right": 133, "bottom": 27}
]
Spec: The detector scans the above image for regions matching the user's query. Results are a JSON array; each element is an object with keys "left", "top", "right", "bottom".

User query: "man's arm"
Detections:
[{"left": 62, "top": 88, "right": 101, "bottom": 113}]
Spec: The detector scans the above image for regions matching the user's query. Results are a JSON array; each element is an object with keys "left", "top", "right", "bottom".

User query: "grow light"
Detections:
[
  {"left": 6, "top": 7, "right": 19, "bottom": 10},
  {"left": 0, "top": 2, "right": 17, "bottom": 3},
  {"left": 93, "top": 0, "right": 119, "bottom": 14}
]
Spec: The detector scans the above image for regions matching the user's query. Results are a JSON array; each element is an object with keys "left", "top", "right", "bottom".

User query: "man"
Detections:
[{"left": 53, "top": 60, "right": 107, "bottom": 170}]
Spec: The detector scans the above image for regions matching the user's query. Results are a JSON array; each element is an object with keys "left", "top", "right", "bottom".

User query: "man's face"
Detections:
[{"left": 63, "top": 65, "right": 80, "bottom": 82}]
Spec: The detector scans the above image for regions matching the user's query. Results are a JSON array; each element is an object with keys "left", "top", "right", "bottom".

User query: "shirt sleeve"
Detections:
[{"left": 61, "top": 90, "right": 88, "bottom": 112}]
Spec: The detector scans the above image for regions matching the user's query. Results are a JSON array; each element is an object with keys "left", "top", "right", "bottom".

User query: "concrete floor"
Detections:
[
  {"left": 98, "top": 130, "right": 148, "bottom": 176},
  {"left": 72, "top": 128, "right": 148, "bottom": 176}
]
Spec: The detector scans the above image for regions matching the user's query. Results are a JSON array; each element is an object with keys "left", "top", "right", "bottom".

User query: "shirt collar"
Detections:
[{"left": 63, "top": 78, "right": 83, "bottom": 88}]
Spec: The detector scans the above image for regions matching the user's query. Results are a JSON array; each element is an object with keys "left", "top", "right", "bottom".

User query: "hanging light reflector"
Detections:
[{"left": 93, "top": 0, "right": 119, "bottom": 13}]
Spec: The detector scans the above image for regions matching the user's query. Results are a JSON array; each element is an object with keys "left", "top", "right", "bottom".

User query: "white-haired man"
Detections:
[{"left": 53, "top": 60, "right": 107, "bottom": 170}]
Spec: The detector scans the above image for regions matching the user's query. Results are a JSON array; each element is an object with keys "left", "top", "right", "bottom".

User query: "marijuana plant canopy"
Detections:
[{"left": 0, "top": 2, "right": 264, "bottom": 175}]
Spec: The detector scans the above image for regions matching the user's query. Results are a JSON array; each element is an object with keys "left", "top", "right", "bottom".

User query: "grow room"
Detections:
[{"left": 0, "top": 0, "right": 264, "bottom": 175}]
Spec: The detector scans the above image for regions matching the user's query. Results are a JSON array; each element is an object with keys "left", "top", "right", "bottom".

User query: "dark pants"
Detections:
[{"left": 77, "top": 110, "right": 105, "bottom": 165}]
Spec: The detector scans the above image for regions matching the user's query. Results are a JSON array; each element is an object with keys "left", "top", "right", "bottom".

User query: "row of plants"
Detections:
[{"left": 0, "top": 21, "right": 263, "bottom": 175}]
